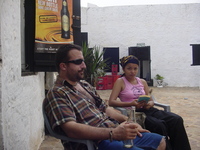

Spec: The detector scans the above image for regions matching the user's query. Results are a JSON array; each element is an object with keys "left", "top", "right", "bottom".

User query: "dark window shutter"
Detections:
[
  {"left": 128, "top": 46, "right": 153, "bottom": 86},
  {"left": 190, "top": 44, "right": 200, "bottom": 66},
  {"left": 24, "top": 0, "right": 35, "bottom": 71},
  {"left": 103, "top": 47, "right": 119, "bottom": 72},
  {"left": 128, "top": 46, "right": 150, "bottom": 60}
]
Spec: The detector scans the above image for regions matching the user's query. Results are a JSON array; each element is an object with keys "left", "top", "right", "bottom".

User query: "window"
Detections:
[
  {"left": 190, "top": 44, "right": 200, "bottom": 66},
  {"left": 103, "top": 47, "right": 119, "bottom": 72}
]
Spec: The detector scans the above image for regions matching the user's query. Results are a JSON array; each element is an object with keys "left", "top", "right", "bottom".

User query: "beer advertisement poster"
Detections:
[{"left": 35, "top": 0, "right": 73, "bottom": 53}]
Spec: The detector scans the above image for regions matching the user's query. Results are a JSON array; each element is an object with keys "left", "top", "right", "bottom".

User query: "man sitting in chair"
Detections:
[{"left": 43, "top": 44, "right": 166, "bottom": 150}]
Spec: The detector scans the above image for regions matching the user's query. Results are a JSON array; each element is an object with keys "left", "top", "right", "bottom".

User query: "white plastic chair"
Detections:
[{"left": 42, "top": 103, "right": 96, "bottom": 150}]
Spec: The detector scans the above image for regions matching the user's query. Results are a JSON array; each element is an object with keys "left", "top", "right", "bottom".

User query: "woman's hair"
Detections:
[
  {"left": 55, "top": 44, "right": 82, "bottom": 72},
  {"left": 120, "top": 55, "right": 139, "bottom": 68}
]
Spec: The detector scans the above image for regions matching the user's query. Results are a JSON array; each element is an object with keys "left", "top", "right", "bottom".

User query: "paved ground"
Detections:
[{"left": 39, "top": 87, "right": 200, "bottom": 150}]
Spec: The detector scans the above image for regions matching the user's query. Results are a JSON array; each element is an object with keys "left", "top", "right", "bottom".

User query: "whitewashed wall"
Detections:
[
  {"left": 81, "top": 4, "right": 200, "bottom": 87},
  {"left": 0, "top": 0, "right": 45, "bottom": 149},
  {"left": 0, "top": 0, "right": 3, "bottom": 149}
]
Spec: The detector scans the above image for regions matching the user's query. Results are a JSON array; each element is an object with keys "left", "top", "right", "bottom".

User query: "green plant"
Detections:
[
  {"left": 82, "top": 42, "right": 110, "bottom": 86},
  {"left": 155, "top": 74, "right": 164, "bottom": 80}
]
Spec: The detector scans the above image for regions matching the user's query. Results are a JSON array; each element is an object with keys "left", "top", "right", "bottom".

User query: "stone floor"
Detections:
[{"left": 39, "top": 87, "right": 200, "bottom": 150}]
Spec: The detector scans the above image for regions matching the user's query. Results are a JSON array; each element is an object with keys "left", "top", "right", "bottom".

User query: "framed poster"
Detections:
[
  {"left": 35, "top": 0, "right": 73, "bottom": 53},
  {"left": 25, "top": 0, "right": 80, "bottom": 72}
]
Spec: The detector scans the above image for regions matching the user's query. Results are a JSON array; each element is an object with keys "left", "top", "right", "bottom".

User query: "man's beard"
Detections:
[{"left": 76, "top": 69, "right": 85, "bottom": 80}]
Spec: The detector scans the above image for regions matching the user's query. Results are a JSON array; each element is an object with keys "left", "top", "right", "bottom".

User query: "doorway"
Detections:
[{"left": 128, "top": 46, "right": 153, "bottom": 86}]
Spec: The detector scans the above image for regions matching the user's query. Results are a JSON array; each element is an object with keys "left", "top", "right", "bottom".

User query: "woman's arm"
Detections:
[
  {"left": 141, "top": 79, "right": 154, "bottom": 109},
  {"left": 141, "top": 79, "right": 150, "bottom": 95}
]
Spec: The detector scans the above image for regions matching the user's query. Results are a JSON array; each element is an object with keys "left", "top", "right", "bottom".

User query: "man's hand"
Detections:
[
  {"left": 134, "top": 123, "right": 150, "bottom": 137},
  {"left": 112, "top": 122, "right": 138, "bottom": 140}
]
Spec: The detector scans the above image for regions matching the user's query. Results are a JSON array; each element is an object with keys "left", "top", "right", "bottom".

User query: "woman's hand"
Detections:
[
  {"left": 132, "top": 100, "right": 145, "bottom": 109},
  {"left": 143, "top": 101, "right": 154, "bottom": 110}
]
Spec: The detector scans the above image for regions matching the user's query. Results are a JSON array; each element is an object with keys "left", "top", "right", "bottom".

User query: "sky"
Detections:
[{"left": 81, "top": 0, "right": 200, "bottom": 7}]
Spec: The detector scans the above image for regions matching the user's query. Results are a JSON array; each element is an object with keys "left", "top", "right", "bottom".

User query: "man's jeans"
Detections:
[{"left": 98, "top": 132, "right": 163, "bottom": 150}]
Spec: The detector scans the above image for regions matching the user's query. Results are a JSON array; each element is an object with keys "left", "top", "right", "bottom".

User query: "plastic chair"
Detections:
[
  {"left": 42, "top": 103, "right": 96, "bottom": 150},
  {"left": 114, "top": 94, "right": 170, "bottom": 114},
  {"left": 148, "top": 89, "right": 171, "bottom": 112},
  {"left": 151, "top": 95, "right": 171, "bottom": 112}
]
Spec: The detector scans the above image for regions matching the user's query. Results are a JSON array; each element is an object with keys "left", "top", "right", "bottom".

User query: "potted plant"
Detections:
[
  {"left": 154, "top": 74, "right": 164, "bottom": 87},
  {"left": 82, "top": 43, "right": 110, "bottom": 86}
]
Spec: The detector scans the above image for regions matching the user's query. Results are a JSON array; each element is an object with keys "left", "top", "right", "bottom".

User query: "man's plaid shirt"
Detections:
[{"left": 43, "top": 75, "right": 119, "bottom": 134}]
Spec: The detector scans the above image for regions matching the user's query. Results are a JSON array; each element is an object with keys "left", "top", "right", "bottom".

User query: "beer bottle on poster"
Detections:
[{"left": 61, "top": 0, "right": 70, "bottom": 39}]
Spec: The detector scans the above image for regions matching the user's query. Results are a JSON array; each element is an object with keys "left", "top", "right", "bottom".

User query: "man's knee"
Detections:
[{"left": 157, "top": 137, "right": 166, "bottom": 150}]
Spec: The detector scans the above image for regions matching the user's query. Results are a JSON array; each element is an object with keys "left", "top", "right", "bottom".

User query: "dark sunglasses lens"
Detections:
[
  {"left": 73, "top": 59, "right": 84, "bottom": 64},
  {"left": 66, "top": 59, "right": 84, "bottom": 65}
]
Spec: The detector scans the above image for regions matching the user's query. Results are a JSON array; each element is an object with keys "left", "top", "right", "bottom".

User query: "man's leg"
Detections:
[
  {"left": 98, "top": 140, "right": 143, "bottom": 150},
  {"left": 98, "top": 132, "right": 164, "bottom": 150},
  {"left": 134, "top": 132, "right": 164, "bottom": 150}
]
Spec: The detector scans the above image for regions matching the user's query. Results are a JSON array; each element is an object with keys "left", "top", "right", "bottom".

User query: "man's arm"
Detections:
[
  {"left": 105, "top": 106, "right": 128, "bottom": 123},
  {"left": 61, "top": 121, "right": 111, "bottom": 140},
  {"left": 61, "top": 120, "right": 138, "bottom": 141}
]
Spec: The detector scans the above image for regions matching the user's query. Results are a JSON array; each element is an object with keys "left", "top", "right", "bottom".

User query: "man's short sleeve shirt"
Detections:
[{"left": 44, "top": 76, "right": 118, "bottom": 133}]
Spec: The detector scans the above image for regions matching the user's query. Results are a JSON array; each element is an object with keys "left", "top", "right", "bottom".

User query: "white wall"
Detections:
[
  {"left": 81, "top": 3, "right": 200, "bottom": 87},
  {"left": 1, "top": 0, "right": 45, "bottom": 149},
  {"left": 0, "top": 0, "right": 3, "bottom": 149}
]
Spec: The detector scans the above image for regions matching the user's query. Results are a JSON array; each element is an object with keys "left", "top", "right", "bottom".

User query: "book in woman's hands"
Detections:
[{"left": 137, "top": 95, "right": 150, "bottom": 103}]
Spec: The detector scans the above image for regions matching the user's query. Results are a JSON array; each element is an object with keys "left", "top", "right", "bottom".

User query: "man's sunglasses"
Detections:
[{"left": 65, "top": 59, "right": 84, "bottom": 65}]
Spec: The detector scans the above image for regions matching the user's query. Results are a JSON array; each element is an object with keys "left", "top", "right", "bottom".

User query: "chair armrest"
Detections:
[
  {"left": 154, "top": 102, "right": 171, "bottom": 112},
  {"left": 114, "top": 107, "right": 128, "bottom": 116},
  {"left": 114, "top": 95, "right": 171, "bottom": 113},
  {"left": 151, "top": 95, "right": 171, "bottom": 112}
]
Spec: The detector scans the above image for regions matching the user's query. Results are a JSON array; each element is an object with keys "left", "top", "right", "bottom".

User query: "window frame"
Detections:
[{"left": 23, "top": 0, "right": 81, "bottom": 72}]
